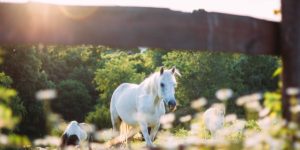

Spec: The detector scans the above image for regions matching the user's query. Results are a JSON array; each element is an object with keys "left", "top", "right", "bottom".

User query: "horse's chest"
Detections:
[
  {"left": 147, "top": 113, "right": 163, "bottom": 126},
  {"left": 141, "top": 106, "right": 164, "bottom": 126}
]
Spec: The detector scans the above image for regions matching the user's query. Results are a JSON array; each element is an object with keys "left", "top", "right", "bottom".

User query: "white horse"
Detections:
[
  {"left": 203, "top": 104, "right": 225, "bottom": 137},
  {"left": 110, "top": 67, "right": 180, "bottom": 147},
  {"left": 60, "top": 121, "right": 93, "bottom": 150}
]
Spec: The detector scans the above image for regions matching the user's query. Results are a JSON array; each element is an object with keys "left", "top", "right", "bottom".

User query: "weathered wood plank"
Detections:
[
  {"left": 0, "top": 3, "right": 279, "bottom": 55},
  {"left": 281, "top": 0, "right": 300, "bottom": 121}
]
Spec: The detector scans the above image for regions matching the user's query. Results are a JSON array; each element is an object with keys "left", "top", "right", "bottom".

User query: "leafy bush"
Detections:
[
  {"left": 51, "top": 80, "right": 92, "bottom": 122},
  {"left": 85, "top": 105, "right": 111, "bottom": 129}
]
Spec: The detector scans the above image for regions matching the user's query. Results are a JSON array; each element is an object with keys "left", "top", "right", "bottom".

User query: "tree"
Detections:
[
  {"left": 163, "top": 51, "right": 279, "bottom": 116},
  {"left": 0, "top": 46, "right": 51, "bottom": 138},
  {"left": 89, "top": 51, "right": 158, "bottom": 128},
  {"left": 93, "top": 52, "right": 146, "bottom": 106},
  {"left": 51, "top": 80, "right": 93, "bottom": 122},
  {"left": 0, "top": 72, "right": 25, "bottom": 118},
  {"left": 85, "top": 105, "right": 111, "bottom": 129}
]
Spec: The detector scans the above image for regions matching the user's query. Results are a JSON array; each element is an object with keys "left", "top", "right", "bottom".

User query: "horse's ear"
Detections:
[
  {"left": 171, "top": 66, "right": 176, "bottom": 74},
  {"left": 171, "top": 66, "right": 181, "bottom": 77},
  {"left": 160, "top": 67, "right": 164, "bottom": 75}
]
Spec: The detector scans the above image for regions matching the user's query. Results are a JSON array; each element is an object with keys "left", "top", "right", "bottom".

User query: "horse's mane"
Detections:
[{"left": 139, "top": 72, "right": 160, "bottom": 96}]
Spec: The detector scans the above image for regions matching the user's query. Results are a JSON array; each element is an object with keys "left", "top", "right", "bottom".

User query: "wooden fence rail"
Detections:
[
  {"left": 0, "top": 3, "right": 279, "bottom": 55},
  {"left": 0, "top": 1, "right": 299, "bottom": 121}
]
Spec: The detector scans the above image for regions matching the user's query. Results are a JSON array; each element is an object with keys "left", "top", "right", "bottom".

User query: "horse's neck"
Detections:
[{"left": 139, "top": 73, "right": 160, "bottom": 105}]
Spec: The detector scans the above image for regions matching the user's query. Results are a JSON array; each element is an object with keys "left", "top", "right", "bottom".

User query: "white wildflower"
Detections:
[
  {"left": 266, "top": 136, "right": 284, "bottom": 150},
  {"left": 236, "top": 93, "right": 262, "bottom": 106},
  {"left": 184, "top": 136, "right": 202, "bottom": 145},
  {"left": 36, "top": 89, "right": 57, "bottom": 100},
  {"left": 45, "top": 136, "right": 60, "bottom": 146},
  {"left": 191, "top": 97, "right": 207, "bottom": 109},
  {"left": 34, "top": 136, "right": 60, "bottom": 146},
  {"left": 236, "top": 97, "right": 246, "bottom": 106},
  {"left": 286, "top": 87, "right": 300, "bottom": 96},
  {"left": 65, "top": 146, "right": 77, "bottom": 150},
  {"left": 162, "top": 136, "right": 179, "bottom": 149},
  {"left": 162, "top": 123, "right": 173, "bottom": 129},
  {"left": 250, "top": 93, "right": 263, "bottom": 101},
  {"left": 234, "top": 120, "right": 246, "bottom": 131},
  {"left": 190, "top": 123, "right": 200, "bottom": 135},
  {"left": 245, "top": 133, "right": 266, "bottom": 148},
  {"left": 225, "top": 114, "right": 237, "bottom": 123},
  {"left": 212, "top": 103, "right": 226, "bottom": 111},
  {"left": 258, "top": 117, "right": 272, "bottom": 130},
  {"left": 296, "top": 131, "right": 300, "bottom": 138},
  {"left": 206, "top": 138, "right": 227, "bottom": 146},
  {"left": 95, "top": 129, "right": 117, "bottom": 141},
  {"left": 259, "top": 108, "right": 270, "bottom": 117},
  {"left": 179, "top": 115, "right": 192, "bottom": 123},
  {"left": 36, "top": 147, "right": 47, "bottom": 150},
  {"left": 216, "top": 128, "right": 232, "bottom": 137},
  {"left": 294, "top": 142, "right": 300, "bottom": 149},
  {"left": 245, "top": 101, "right": 262, "bottom": 112},
  {"left": 290, "top": 105, "right": 300, "bottom": 114},
  {"left": 79, "top": 123, "right": 95, "bottom": 133},
  {"left": 160, "top": 113, "right": 175, "bottom": 125},
  {"left": 216, "top": 89, "right": 233, "bottom": 101},
  {"left": 0, "top": 134, "right": 8, "bottom": 145},
  {"left": 288, "top": 122, "right": 298, "bottom": 130}
]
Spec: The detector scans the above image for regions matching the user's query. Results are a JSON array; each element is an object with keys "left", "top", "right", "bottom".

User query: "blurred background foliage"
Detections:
[{"left": 0, "top": 45, "right": 279, "bottom": 143}]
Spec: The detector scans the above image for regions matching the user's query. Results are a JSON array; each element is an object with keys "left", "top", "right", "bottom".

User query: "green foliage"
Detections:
[
  {"left": 245, "top": 120, "right": 260, "bottom": 131},
  {"left": 264, "top": 92, "right": 282, "bottom": 117},
  {"left": 0, "top": 46, "right": 52, "bottom": 138},
  {"left": 0, "top": 64, "right": 30, "bottom": 148},
  {"left": 51, "top": 80, "right": 92, "bottom": 122},
  {"left": 173, "top": 128, "right": 189, "bottom": 138},
  {"left": 0, "top": 72, "right": 13, "bottom": 87},
  {"left": 93, "top": 52, "right": 147, "bottom": 106},
  {"left": 0, "top": 72, "right": 24, "bottom": 129},
  {"left": 0, "top": 87, "right": 17, "bottom": 103},
  {"left": 0, "top": 104, "right": 18, "bottom": 130},
  {"left": 232, "top": 55, "right": 278, "bottom": 94},
  {"left": 163, "top": 51, "right": 237, "bottom": 106},
  {"left": 7, "top": 134, "right": 31, "bottom": 147},
  {"left": 85, "top": 105, "right": 111, "bottom": 129},
  {"left": 0, "top": 45, "right": 280, "bottom": 145},
  {"left": 163, "top": 52, "right": 279, "bottom": 117}
]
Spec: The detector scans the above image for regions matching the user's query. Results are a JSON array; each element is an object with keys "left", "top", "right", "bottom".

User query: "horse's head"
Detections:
[{"left": 158, "top": 66, "right": 181, "bottom": 111}]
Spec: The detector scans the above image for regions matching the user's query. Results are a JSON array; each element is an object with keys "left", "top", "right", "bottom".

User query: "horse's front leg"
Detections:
[
  {"left": 139, "top": 122, "right": 153, "bottom": 147},
  {"left": 150, "top": 123, "right": 160, "bottom": 141}
]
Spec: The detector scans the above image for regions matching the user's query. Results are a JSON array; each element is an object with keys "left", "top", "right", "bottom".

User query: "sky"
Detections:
[{"left": 0, "top": 0, "right": 281, "bottom": 22}]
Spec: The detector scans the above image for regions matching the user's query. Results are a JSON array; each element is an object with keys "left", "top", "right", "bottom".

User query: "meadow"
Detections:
[{"left": 0, "top": 45, "right": 292, "bottom": 150}]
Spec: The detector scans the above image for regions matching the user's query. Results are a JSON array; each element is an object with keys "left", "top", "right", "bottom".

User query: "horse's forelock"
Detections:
[{"left": 141, "top": 69, "right": 178, "bottom": 95}]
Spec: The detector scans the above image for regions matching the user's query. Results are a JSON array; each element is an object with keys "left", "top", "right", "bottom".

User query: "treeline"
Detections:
[{"left": 0, "top": 45, "right": 279, "bottom": 139}]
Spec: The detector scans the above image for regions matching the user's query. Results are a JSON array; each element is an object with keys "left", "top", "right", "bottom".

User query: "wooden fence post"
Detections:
[{"left": 281, "top": 0, "right": 300, "bottom": 121}]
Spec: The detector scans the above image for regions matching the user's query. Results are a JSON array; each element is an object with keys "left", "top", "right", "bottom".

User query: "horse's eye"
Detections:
[{"left": 160, "top": 83, "right": 164, "bottom": 87}]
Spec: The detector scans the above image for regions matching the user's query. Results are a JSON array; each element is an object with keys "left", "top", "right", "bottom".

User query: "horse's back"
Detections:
[
  {"left": 111, "top": 83, "right": 138, "bottom": 102},
  {"left": 111, "top": 83, "right": 140, "bottom": 125}
]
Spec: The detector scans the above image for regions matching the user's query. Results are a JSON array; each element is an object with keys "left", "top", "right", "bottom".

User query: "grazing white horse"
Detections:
[
  {"left": 203, "top": 104, "right": 225, "bottom": 137},
  {"left": 60, "top": 121, "right": 92, "bottom": 150},
  {"left": 110, "top": 67, "right": 180, "bottom": 147}
]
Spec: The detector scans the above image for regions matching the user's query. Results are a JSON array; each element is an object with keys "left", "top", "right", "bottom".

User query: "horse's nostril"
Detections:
[{"left": 168, "top": 100, "right": 176, "bottom": 107}]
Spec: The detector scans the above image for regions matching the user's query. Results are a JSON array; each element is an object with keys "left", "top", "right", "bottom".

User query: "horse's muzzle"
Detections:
[{"left": 168, "top": 100, "right": 177, "bottom": 111}]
